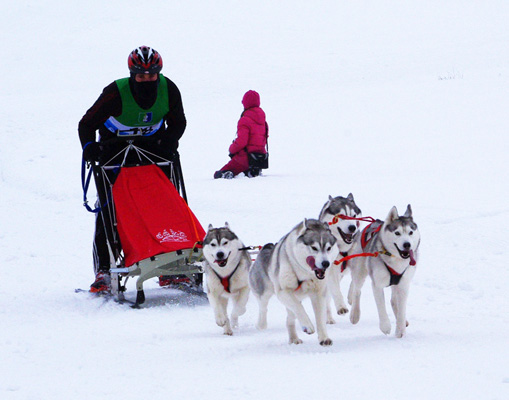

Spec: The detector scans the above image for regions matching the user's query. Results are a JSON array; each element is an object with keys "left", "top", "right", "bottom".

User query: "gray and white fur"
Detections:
[
  {"left": 202, "top": 223, "right": 251, "bottom": 336},
  {"left": 318, "top": 193, "right": 362, "bottom": 319},
  {"left": 348, "top": 205, "right": 421, "bottom": 338},
  {"left": 249, "top": 219, "right": 339, "bottom": 346}
]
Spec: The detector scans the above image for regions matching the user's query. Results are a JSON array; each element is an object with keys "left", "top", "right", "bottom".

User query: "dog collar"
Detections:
[{"left": 379, "top": 246, "right": 393, "bottom": 257}]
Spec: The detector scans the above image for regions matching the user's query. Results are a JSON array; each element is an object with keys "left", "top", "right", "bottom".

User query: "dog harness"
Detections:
[
  {"left": 361, "top": 221, "right": 406, "bottom": 287},
  {"left": 339, "top": 252, "right": 349, "bottom": 273},
  {"left": 211, "top": 264, "right": 240, "bottom": 293},
  {"left": 360, "top": 220, "right": 383, "bottom": 249},
  {"left": 384, "top": 262, "right": 406, "bottom": 286}
]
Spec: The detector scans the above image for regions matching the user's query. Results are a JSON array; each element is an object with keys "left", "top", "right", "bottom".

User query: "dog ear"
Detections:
[
  {"left": 347, "top": 193, "right": 354, "bottom": 201},
  {"left": 297, "top": 219, "right": 308, "bottom": 236},
  {"left": 320, "top": 197, "right": 333, "bottom": 219},
  {"left": 385, "top": 206, "right": 399, "bottom": 224},
  {"left": 208, "top": 223, "right": 214, "bottom": 231},
  {"left": 404, "top": 204, "right": 413, "bottom": 218},
  {"left": 324, "top": 196, "right": 333, "bottom": 209},
  {"left": 224, "top": 221, "right": 230, "bottom": 229}
]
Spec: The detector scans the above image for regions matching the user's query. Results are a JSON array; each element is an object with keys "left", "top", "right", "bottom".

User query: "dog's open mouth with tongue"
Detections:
[
  {"left": 338, "top": 228, "right": 354, "bottom": 244},
  {"left": 395, "top": 245, "right": 417, "bottom": 266},
  {"left": 214, "top": 257, "right": 229, "bottom": 267},
  {"left": 306, "top": 256, "right": 327, "bottom": 280}
]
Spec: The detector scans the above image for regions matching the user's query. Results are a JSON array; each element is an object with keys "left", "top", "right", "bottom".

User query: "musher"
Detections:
[{"left": 78, "top": 45, "right": 186, "bottom": 292}]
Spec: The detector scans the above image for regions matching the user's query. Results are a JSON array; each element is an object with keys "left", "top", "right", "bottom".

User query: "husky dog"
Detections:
[
  {"left": 348, "top": 205, "right": 421, "bottom": 338},
  {"left": 202, "top": 223, "right": 251, "bottom": 335},
  {"left": 249, "top": 219, "right": 339, "bottom": 346},
  {"left": 318, "top": 193, "right": 362, "bottom": 317}
]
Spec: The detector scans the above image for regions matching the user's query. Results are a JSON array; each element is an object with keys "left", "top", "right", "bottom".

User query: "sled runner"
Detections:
[{"left": 82, "top": 138, "right": 206, "bottom": 306}]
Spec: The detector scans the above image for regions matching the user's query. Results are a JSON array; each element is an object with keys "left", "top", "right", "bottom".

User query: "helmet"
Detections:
[{"left": 128, "top": 46, "right": 163, "bottom": 74}]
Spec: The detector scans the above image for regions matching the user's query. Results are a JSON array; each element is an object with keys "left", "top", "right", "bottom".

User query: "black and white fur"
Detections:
[
  {"left": 202, "top": 223, "right": 251, "bottom": 336},
  {"left": 249, "top": 219, "right": 339, "bottom": 346},
  {"left": 348, "top": 205, "right": 421, "bottom": 338}
]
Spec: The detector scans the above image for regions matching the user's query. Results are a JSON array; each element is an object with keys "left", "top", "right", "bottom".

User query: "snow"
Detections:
[{"left": 1, "top": 1, "right": 508, "bottom": 399}]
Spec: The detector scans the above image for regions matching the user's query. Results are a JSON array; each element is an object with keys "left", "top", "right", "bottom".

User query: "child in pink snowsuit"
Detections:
[{"left": 214, "top": 90, "right": 268, "bottom": 179}]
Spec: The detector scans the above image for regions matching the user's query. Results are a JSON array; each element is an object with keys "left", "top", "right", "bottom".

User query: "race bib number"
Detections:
[{"left": 104, "top": 116, "right": 163, "bottom": 137}]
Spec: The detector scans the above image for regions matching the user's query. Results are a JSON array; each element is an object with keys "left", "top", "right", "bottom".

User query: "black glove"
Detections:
[
  {"left": 229, "top": 153, "right": 234, "bottom": 158},
  {"left": 82, "top": 142, "right": 103, "bottom": 162}
]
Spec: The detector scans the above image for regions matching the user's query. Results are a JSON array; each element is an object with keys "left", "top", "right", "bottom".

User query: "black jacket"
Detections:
[{"left": 78, "top": 76, "right": 186, "bottom": 153}]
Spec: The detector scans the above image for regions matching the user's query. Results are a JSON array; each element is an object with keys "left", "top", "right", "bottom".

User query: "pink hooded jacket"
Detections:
[{"left": 229, "top": 90, "right": 268, "bottom": 155}]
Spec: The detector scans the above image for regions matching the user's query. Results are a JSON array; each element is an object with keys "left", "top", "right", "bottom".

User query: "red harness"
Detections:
[
  {"left": 339, "top": 252, "right": 349, "bottom": 273},
  {"left": 328, "top": 214, "right": 376, "bottom": 226},
  {"left": 333, "top": 220, "right": 384, "bottom": 268},
  {"left": 333, "top": 220, "right": 407, "bottom": 286},
  {"left": 211, "top": 265, "right": 240, "bottom": 293},
  {"left": 384, "top": 262, "right": 406, "bottom": 286},
  {"left": 360, "top": 220, "right": 383, "bottom": 248},
  {"left": 361, "top": 221, "right": 406, "bottom": 286}
]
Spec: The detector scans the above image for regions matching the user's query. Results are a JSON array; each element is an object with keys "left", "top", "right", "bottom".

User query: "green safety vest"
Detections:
[{"left": 104, "top": 75, "right": 169, "bottom": 136}]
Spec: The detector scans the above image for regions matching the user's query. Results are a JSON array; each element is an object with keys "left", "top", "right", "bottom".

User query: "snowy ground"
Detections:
[{"left": 1, "top": 1, "right": 508, "bottom": 399}]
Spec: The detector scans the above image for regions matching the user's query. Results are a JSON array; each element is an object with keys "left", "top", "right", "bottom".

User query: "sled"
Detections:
[{"left": 83, "top": 138, "right": 206, "bottom": 306}]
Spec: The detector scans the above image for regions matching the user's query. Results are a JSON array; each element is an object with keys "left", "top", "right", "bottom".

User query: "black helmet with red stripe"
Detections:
[{"left": 128, "top": 46, "right": 163, "bottom": 74}]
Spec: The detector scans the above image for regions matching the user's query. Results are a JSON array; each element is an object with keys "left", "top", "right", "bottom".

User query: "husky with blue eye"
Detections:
[
  {"left": 202, "top": 223, "right": 251, "bottom": 336},
  {"left": 249, "top": 219, "right": 339, "bottom": 346},
  {"left": 348, "top": 205, "right": 421, "bottom": 338}
]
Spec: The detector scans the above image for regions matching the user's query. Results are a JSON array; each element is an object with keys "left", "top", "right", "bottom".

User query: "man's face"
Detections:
[{"left": 134, "top": 73, "right": 158, "bottom": 82}]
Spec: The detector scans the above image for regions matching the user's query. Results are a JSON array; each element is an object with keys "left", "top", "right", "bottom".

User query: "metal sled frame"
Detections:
[
  {"left": 110, "top": 248, "right": 203, "bottom": 305},
  {"left": 91, "top": 140, "right": 203, "bottom": 306}
]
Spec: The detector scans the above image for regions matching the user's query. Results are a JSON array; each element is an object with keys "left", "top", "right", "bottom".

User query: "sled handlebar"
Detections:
[{"left": 101, "top": 161, "right": 173, "bottom": 170}]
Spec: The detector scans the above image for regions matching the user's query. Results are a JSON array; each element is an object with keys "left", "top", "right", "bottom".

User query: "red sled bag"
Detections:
[{"left": 112, "top": 164, "right": 206, "bottom": 267}]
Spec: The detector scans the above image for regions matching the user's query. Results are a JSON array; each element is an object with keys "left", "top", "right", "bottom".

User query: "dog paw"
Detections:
[
  {"left": 289, "top": 337, "right": 303, "bottom": 345},
  {"left": 326, "top": 317, "right": 336, "bottom": 325},
  {"left": 302, "top": 325, "right": 315, "bottom": 335},
  {"left": 320, "top": 338, "right": 333, "bottom": 346},
  {"left": 380, "top": 319, "right": 391, "bottom": 335},
  {"left": 395, "top": 329, "right": 405, "bottom": 338},
  {"left": 395, "top": 321, "right": 407, "bottom": 338},
  {"left": 406, "top": 320, "right": 409, "bottom": 327},
  {"left": 215, "top": 317, "right": 228, "bottom": 327},
  {"left": 337, "top": 307, "right": 349, "bottom": 315},
  {"left": 223, "top": 328, "right": 233, "bottom": 336}
]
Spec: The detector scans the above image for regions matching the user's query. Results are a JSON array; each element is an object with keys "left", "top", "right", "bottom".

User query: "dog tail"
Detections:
[{"left": 249, "top": 243, "right": 275, "bottom": 295}]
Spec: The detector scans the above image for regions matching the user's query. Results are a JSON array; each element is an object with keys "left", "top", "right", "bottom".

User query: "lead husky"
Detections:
[
  {"left": 249, "top": 219, "right": 339, "bottom": 346},
  {"left": 318, "top": 193, "right": 362, "bottom": 317},
  {"left": 348, "top": 205, "right": 421, "bottom": 338},
  {"left": 202, "top": 223, "right": 251, "bottom": 336}
]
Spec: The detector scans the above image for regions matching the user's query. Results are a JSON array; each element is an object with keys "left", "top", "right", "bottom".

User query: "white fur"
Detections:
[
  {"left": 253, "top": 220, "right": 339, "bottom": 346},
  {"left": 202, "top": 223, "right": 251, "bottom": 336},
  {"left": 318, "top": 194, "right": 362, "bottom": 321},
  {"left": 348, "top": 205, "right": 421, "bottom": 338}
]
